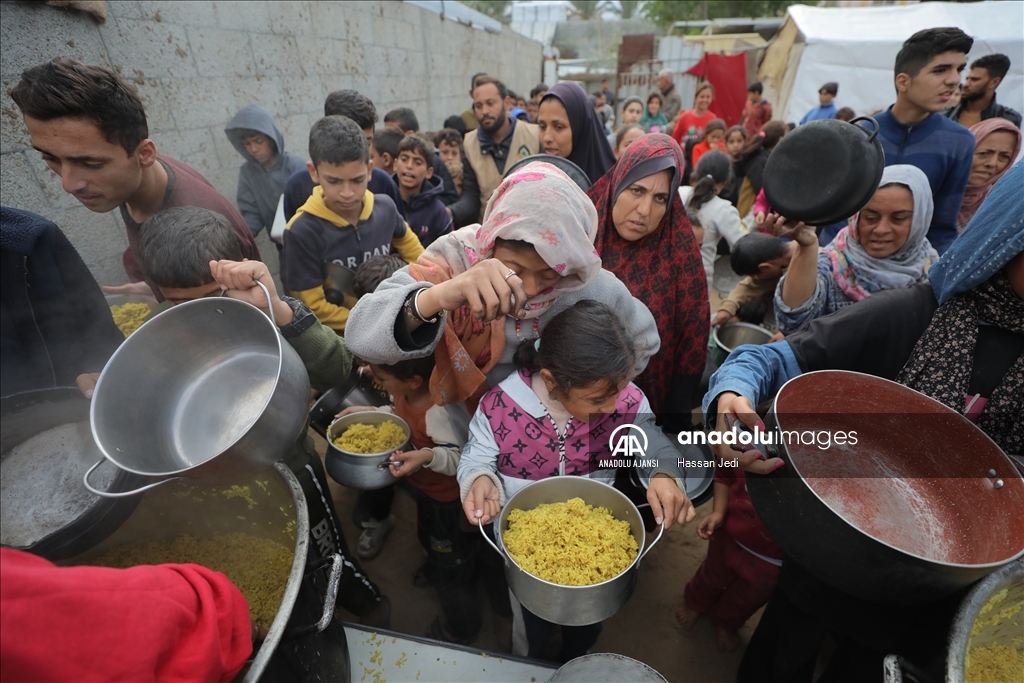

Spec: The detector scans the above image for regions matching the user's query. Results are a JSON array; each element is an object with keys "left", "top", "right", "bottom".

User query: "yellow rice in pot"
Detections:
[
  {"left": 110, "top": 302, "right": 150, "bottom": 337},
  {"left": 332, "top": 420, "right": 406, "bottom": 454},
  {"left": 502, "top": 497, "right": 638, "bottom": 586}
]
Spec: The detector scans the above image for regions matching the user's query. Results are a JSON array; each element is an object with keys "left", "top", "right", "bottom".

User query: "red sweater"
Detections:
[
  {"left": 714, "top": 469, "right": 783, "bottom": 560},
  {"left": 0, "top": 548, "right": 252, "bottom": 683}
]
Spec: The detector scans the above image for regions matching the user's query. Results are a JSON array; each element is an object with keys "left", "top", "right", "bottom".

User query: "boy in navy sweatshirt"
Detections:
[
  {"left": 872, "top": 27, "right": 975, "bottom": 255},
  {"left": 394, "top": 135, "right": 453, "bottom": 248}
]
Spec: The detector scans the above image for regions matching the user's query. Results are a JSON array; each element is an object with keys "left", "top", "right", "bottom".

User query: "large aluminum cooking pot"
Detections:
[
  {"left": 60, "top": 462, "right": 347, "bottom": 682},
  {"left": 86, "top": 282, "right": 310, "bottom": 497},
  {"left": 946, "top": 558, "right": 1023, "bottom": 683},
  {"left": 747, "top": 370, "right": 1024, "bottom": 605},
  {"left": 325, "top": 412, "right": 410, "bottom": 490},
  {"left": 480, "top": 477, "right": 663, "bottom": 626},
  {"left": 763, "top": 116, "right": 885, "bottom": 226},
  {"left": 0, "top": 389, "right": 143, "bottom": 559},
  {"left": 547, "top": 653, "right": 668, "bottom": 682}
]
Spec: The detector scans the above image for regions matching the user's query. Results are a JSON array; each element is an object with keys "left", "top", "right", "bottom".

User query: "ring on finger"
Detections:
[{"left": 504, "top": 269, "right": 516, "bottom": 280}]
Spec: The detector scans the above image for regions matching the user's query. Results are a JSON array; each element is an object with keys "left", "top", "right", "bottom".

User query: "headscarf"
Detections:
[
  {"left": 588, "top": 134, "right": 709, "bottom": 415},
  {"left": 898, "top": 162, "right": 1024, "bottom": 454},
  {"left": 542, "top": 82, "right": 616, "bottom": 185},
  {"left": 409, "top": 161, "right": 601, "bottom": 405},
  {"left": 957, "top": 119, "right": 1022, "bottom": 231},
  {"left": 822, "top": 165, "right": 938, "bottom": 302}
]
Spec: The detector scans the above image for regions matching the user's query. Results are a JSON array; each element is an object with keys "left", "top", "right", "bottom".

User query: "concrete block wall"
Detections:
[{"left": 1, "top": 0, "right": 542, "bottom": 285}]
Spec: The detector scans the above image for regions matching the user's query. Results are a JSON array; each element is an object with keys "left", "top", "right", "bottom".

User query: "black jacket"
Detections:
[
  {"left": 1, "top": 208, "right": 123, "bottom": 396},
  {"left": 943, "top": 93, "right": 1023, "bottom": 129}
]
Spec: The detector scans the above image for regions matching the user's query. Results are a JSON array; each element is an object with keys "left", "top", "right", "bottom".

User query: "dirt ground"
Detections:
[{"left": 314, "top": 432, "right": 760, "bottom": 683}]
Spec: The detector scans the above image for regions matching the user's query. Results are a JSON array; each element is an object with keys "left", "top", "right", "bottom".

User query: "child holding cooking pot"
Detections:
[
  {"left": 134, "top": 206, "right": 391, "bottom": 629},
  {"left": 459, "top": 300, "right": 696, "bottom": 662},
  {"left": 337, "top": 356, "right": 488, "bottom": 647}
]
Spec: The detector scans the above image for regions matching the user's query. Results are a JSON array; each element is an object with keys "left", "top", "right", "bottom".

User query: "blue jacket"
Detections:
[
  {"left": 394, "top": 175, "right": 453, "bottom": 248},
  {"left": 871, "top": 107, "right": 974, "bottom": 255},
  {"left": 799, "top": 103, "right": 836, "bottom": 125}
]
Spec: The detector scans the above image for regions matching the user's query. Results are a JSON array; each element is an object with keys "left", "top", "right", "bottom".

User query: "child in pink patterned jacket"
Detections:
[{"left": 458, "top": 300, "right": 696, "bottom": 662}]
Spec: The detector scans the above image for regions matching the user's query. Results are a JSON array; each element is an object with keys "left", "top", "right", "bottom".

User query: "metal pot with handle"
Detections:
[
  {"left": 85, "top": 281, "right": 311, "bottom": 497},
  {"left": 746, "top": 370, "right": 1024, "bottom": 605},
  {"left": 479, "top": 476, "right": 664, "bottom": 626}
]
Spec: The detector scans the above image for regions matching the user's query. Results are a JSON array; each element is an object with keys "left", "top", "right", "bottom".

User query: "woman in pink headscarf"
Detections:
[{"left": 958, "top": 118, "right": 1021, "bottom": 232}]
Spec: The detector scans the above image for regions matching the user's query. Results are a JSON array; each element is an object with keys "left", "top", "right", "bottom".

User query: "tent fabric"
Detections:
[
  {"left": 686, "top": 53, "right": 748, "bottom": 127},
  {"left": 764, "top": 2, "right": 1024, "bottom": 123}
]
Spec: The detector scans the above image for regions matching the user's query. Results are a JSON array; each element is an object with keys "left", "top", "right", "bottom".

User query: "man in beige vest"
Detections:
[{"left": 448, "top": 76, "right": 540, "bottom": 227}]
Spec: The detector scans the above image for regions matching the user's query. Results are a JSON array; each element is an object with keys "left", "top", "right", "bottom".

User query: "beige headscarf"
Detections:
[{"left": 409, "top": 161, "right": 602, "bottom": 404}]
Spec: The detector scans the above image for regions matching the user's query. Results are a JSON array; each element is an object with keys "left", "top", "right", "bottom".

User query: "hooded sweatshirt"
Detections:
[
  {"left": 284, "top": 189, "right": 424, "bottom": 332},
  {"left": 225, "top": 104, "right": 306, "bottom": 237},
  {"left": 393, "top": 174, "right": 453, "bottom": 248}
]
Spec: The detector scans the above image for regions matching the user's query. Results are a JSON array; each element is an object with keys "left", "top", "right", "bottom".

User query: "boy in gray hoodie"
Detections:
[{"left": 225, "top": 104, "right": 306, "bottom": 237}]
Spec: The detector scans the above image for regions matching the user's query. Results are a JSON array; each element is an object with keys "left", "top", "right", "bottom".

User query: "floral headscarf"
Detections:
[
  {"left": 823, "top": 165, "right": 938, "bottom": 302},
  {"left": 409, "top": 161, "right": 601, "bottom": 405}
]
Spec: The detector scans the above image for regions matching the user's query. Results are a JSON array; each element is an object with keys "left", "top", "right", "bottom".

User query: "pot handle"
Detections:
[
  {"left": 849, "top": 115, "right": 880, "bottom": 144},
  {"left": 477, "top": 517, "right": 504, "bottom": 557},
  {"left": 634, "top": 503, "right": 666, "bottom": 562},
  {"left": 252, "top": 279, "right": 278, "bottom": 327},
  {"left": 82, "top": 458, "right": 179, "bottom": 498},
  {"left": 282, "top": 553, "right": 343, "bottom": 642}
]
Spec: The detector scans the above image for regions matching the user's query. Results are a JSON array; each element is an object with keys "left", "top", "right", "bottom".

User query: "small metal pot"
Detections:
[
  {"left": 479, "top": 477, "right": 663, "bottom": 626},
  {"left": 711, "top": 322, "right": 773, "bottom": 367},
  {"left": 547, "top": 653, "right": 668, "bottom": 682},
  {"left": 325, "top": 412, "right": 410, "bottom": 490},
  {"left": 86, "top": 281, "right": 311, "bottom": 497}
]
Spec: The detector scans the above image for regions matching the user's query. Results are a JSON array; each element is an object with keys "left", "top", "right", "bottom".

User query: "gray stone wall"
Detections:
[{"left": 1, "top": 0, "right": 542, "bottom": 285}]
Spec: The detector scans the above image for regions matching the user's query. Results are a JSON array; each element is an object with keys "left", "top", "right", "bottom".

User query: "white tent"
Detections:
[{"left": 760, "top": 2, "right": 1024, "bottom": 123}]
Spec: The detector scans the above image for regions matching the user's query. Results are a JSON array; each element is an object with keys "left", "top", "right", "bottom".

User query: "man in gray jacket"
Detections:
[{"left": 225, "top": 104, "right": 306, "bottom": 237}]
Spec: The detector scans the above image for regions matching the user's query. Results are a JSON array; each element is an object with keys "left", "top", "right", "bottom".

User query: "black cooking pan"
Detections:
[
  {"left": 0, "top": 388, "right": 145, "bottom": 560},
  {"left": 763, "top": 116, "right": 885, "bottom": 226},
  {"left": 308, "top": 368, "right": 389, "bottom": 437},
  {"left": 745, "top": 370, "right": 1024, "bottom": 605}
]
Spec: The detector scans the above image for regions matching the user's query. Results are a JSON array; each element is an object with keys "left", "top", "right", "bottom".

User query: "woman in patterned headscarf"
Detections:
[
  {"left": 345, "top": 161, "right": 660, "bottom": 407},
  {"left": 702, "top": 161, "right": 1024, "bottom": 683},
  {"left": 588, "top": 133, "right": 709, "bottom": 421}
]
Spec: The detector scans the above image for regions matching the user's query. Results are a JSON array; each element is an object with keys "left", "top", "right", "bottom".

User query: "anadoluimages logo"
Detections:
[{"left": 609, "top": 424, "right": 648, "bottom": 458}]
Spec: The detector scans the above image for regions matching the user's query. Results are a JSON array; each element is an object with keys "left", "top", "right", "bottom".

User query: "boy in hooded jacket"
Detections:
[
  {"left": 394, "top": 135, "right": 453, "bottom": 248},
  {"left": 225, "top": 104, "right": 306, "bottom": 238}
]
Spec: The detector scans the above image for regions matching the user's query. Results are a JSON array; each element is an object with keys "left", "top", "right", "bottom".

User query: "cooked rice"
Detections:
[
  {"left": 965, "top": 588, "right": 1023, "bottom": 683},
  {"left": 110, "top": 302, "right": 150, "bottom": 337},
  {"left": 502, "top": 497, "right": 638, "bottom": 586},
  {"left": 333, "top": 420, "right": 406, "bottom": 454},
  {"left": 86, "top": 532, "right": 293, "bottom": 630}
]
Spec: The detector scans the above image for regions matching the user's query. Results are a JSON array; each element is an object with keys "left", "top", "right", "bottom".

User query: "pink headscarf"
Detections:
[{"left": 958, "top": 118, "right": 1022, "bottom": 232}]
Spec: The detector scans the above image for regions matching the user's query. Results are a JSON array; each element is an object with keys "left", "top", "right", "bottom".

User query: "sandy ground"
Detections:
[{"left": 314, "top": 432, "right": 760, "bottom": 683}]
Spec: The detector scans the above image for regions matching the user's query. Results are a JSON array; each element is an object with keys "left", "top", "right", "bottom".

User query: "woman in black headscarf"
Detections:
[{"left": 537, "top": 82, "right": 617, "bottom": 184}]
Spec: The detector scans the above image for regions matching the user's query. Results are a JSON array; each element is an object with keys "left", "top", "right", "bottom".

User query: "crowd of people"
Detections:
[{"left": 1, "top": 20, "right": 1022, "bottom": 683}]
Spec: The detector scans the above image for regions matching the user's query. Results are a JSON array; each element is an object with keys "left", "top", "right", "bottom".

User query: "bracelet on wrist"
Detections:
[{"left": 405, "top": 288, "right": 439, "bottom": 325}]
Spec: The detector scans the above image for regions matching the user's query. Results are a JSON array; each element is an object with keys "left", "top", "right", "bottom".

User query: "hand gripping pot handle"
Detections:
[
  {"left": 283, "top": 553, "right": 343, "bottom": 642},
  {"left": 478, "top": 511, "right": 665, "bottom": 563},
  {"left": 83, "top": 279, "right": 283, "bottom": 498}
]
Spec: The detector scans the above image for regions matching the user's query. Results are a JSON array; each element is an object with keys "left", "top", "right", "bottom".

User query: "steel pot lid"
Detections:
[{"left": 763, "top": 117, "right": 884, "bottom": 226}]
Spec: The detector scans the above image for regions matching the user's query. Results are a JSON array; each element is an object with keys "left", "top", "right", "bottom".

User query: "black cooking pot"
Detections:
[
  {"left": 308, "top": 368, "right": 389, "bottom": 437},
  {"left": 504, "top": 154, "right": 592, "bottom": 191},
  {"left": 763, "top": 116, "right": 884, "bottom": 226},
  {"left": 746, "top": 371, "right": 1024, "bottom": 605},
  {"left": 322, "top": 262, "right": 358, "bottom": 308},
  {"left": 0, "top": 388, "right": 144, "bottom": 560}
]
